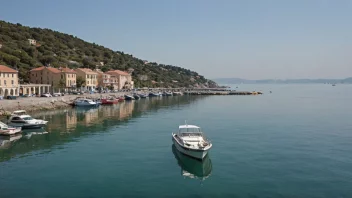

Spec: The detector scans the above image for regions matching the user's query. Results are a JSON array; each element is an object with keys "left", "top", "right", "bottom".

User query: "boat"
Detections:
[
  {"left": 138, "top": 93, "right": 148, "bottom": 98},
  {"left": 0, "top": 121, "right": 22, "bottom": 136},
  {"left": 118, "top": 96, "right": 125, "bottom": 102},
  {"left": 8, "top": 110, "right": 48, "bottom": 129},
  {"left": 332, "top": 84, "right": 336, "bottom": 86},
  {"left": 74, "top": 99, "right": 99, "bottom": 107},
  {"left": 133, "top": 94, "right": 140, "bottom": 100},
  {"left": 162, "top": 91, "right": 173, "bottom": 96},
  {"left": 124, "top": 95, "right": 135, "bottom": 100},
  {"left": 172, "top": 123, "right": 212, "bottom": 160},
  {"left": 149, "top": 92, "right": 160, "bottom": 97},
  {"left": 101, "top": 97, "right": 119, "bottom": 105},
  {"left": 173, "top": 92, "right": 183, "bottom": 96},
  {"left": 172, "top": 145, "right": 212, "bottom": 181}
]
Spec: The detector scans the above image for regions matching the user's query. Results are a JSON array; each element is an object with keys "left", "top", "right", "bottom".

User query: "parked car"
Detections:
[
  {"left": 41, "top": 93, "right": 52, "bottom": 97},
  {"left": 53, "top": 93, "right": 64, "bottom": 97}
]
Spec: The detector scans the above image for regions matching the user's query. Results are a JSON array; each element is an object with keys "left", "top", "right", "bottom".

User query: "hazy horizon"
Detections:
[{"left": 1, "top": 0, "right": 351, "bottom": 79}]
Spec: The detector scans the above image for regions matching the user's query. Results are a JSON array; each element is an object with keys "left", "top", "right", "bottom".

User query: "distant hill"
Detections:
[
  {"left": 0, "top": 20, "right": 218, "bottom": 88},
  {"left": 214, "top": 78, "right": 352, "bottom": 84}
]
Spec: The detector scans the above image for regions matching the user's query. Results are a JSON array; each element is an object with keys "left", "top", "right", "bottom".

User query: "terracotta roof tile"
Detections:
[
  {"left": 107, "top": 70, "right": 130, "bottom": 76},
  {"left": 76, "top": 68, "right": 98, "bottom": 75},
  {"left": 30, "top": 66, "right": 45, "bottom": 72},
  {"left": 46, "top": 67, "right": 61, "bottom": 73},
  {"left": 0, "top": 65, "right": 18, "bottom": 73},
  {"left": 61, "top": 67, "right": 76, "bottom": 73}
]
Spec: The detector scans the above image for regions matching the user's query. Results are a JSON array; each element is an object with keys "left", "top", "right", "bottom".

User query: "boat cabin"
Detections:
[
  {"left": 178, "top": 125, "right": 204, "bottom": 139},
  {"left": 12, "top": 110, "right": 27, "bottom": 116}
]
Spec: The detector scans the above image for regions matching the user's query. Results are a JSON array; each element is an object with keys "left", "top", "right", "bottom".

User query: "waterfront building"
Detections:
[
  {"left": 30, "top": 66, "right": 76, "bottom": 92},
  {"left": 75, "top": 68, "right": 98, "bottom": 91},
  {"left": 106, "top": 70, "right": 134, "bottom": 90},
  {"left": 0, "top": 65, "right": 19, "bottom": 97}
]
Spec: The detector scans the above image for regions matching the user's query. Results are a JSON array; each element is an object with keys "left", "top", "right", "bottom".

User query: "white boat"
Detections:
[
  {"left": 172, "top": 123, "right": 212, "bottom": 160},
  {"left": 8, "top": 110, "right": 48, "bottom": 129},
  {"left": 74, "top": 99, "right": 99, "bottom": 107},
  {"left": 0, "top": 121, "right": 22, "bottom": 135}
]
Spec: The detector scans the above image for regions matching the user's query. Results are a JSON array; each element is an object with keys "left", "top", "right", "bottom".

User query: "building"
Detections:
[
  {"left": 96, "top": 70, "right": 119, "bottom": 90},
  {"left": 60, "top": 67, "right": 77, "bottom": 90},
  {"left": 75, "top": 68, "right": 98, "bottom": 91},
  {"left": 106, "top": 70, "right": 134, "bottom": 90},
  {"left": 29, "top": 66, "right": 77, "bottom": 92},
  {"left": 28, "top": 39, "right": 36, "bottom": 45},
  {"left": 0, "top": 65, "right": 19, "bottom": 97}
]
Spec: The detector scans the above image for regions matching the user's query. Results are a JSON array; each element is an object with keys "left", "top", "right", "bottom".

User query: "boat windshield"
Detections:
[
  {"left": 179, "top": 128, "right": 201, "bottom": 133},
  {"left": 23, "top": 117, "right": 34, "bottom": 120}
]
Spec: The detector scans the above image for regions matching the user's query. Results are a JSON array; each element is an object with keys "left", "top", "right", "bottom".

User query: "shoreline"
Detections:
[{"left": 0, "top": 92, "right": 134, "bottom": 114}]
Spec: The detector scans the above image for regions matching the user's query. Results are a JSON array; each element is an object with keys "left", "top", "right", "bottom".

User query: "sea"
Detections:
[{"left": 0, "top": 84, "right": 352, "bottom": 198}]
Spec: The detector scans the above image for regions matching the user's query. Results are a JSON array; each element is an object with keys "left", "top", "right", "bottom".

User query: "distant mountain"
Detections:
[{"left": 214, "top": 78, "right": 352, "bottom": 84}]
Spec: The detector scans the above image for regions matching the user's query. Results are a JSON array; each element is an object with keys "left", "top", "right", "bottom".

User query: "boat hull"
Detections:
[
  {"left": 101, "top": 99, "right": 118, "bottom": 105},
  {"left": 9, "top": 123, "right": 46, "bottom": 129},
  {"left": 0, "top": 127, "right": 22, "bottom": 136},
  {"left": 172, "top": 134, "right": 209, "bottom": 160}
]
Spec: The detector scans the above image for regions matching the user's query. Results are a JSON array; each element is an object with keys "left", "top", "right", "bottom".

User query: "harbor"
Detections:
[{"left": 0, "top": 88, "right": 263, "bottom": 113}]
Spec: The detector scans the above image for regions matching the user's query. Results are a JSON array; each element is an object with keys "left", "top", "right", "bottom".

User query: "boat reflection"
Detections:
[
  {"left": 0, "top": 134, "right": 22, "bottom": 149},
  {"left": 172, "top": 145, "right": 212, "bottom": 181},
  {"left": 22, "top": 128, "right": 49, "bottom": 139}
]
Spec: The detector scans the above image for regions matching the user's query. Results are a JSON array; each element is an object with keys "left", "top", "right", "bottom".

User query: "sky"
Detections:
[{"left": 1, "top": 0, "right": 351, "bottom": 79}]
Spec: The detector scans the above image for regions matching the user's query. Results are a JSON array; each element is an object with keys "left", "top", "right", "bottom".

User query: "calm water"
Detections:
[{"left": 1, "top": 84, "right": 352, "bottom": 198}]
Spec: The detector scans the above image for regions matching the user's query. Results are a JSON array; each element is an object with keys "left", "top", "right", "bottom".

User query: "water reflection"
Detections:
[
  {"left": 172, "top": 145, "right": 212, "bottom": 182},
  {"left": 0, "top": 96, "right": 207, "bottom": 162},
  {"left": 0, "top": 134, "right": 22, "bottom": 149}
]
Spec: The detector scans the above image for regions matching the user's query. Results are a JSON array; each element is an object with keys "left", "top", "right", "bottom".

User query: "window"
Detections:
[
  {"left": 4, "top": 80, "right": 6, "bottom": 85},
  {"left": 11, "top": 80, "right": 14, "bottom": 85},
  {"left": 12, "top": 74, "right": 14, "bottom": 77},
  {"left": 7, "top": 74, "right": 9, "bottom": 77},
  {"left": 3, "top": 73, "right": 5, "bottom": 77}
]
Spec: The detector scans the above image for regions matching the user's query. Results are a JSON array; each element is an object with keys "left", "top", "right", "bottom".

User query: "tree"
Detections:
[
  {"left": 76, "top": 76, "right": 86, "bottom": 89},
  {"left": 58, "top": 78, "right": 66, "bottom": 90}
]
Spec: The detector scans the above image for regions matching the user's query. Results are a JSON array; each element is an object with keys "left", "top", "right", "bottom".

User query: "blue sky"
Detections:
[{"left": 1, "top": 0, "right": 351, "bottom": 79}]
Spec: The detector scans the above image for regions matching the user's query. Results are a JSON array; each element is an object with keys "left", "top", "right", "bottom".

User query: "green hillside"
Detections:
[{"left": 0, "top": 20, "right": 217, "bottom": 88}]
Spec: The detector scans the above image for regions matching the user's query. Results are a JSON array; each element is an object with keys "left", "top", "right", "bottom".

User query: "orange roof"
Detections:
[
  {"left": 61, "top": 67, "right": 76, "bottom": 73},
  {"left": 76, "top": 68, "right": 98, "bottom": 75},
  {"left": 107, "top": 70, "right": 130, "bottom": 76},
  {"left": 0, "top": 65, "right": 17, "bottom": 73},
  {"left": 46, "top": 67, "right": 61, "bottom": 73},
  {"left": 30, "top": 66, "right": 45, "bottom": 72}
]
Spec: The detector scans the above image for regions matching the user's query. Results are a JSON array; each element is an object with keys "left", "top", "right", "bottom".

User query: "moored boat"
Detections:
[
  {"left": 173, "top": 92, "right": 183, "bottom": 96},
  {"left": 172, "top": 123, "right": 212, "bottom": 160},
  {"left": 138, "top": 93, "right": 148, "bottom": 98},
  {"left": 74, "top": 98, "right": 99, "bottom": 107},
  {"left": 118, "top": 96, "right": 125, "bottom": 102},
  {"left": 149, "top": 92, "right": 160, "bottom": 97},
  {"left": 124, "top": 95, "right": 135, "bottom": 100},
  {"left": 133, "top": 94, "right": 140, "bottom": 100},
  {"left": 8, "top": 110, "right": 48, "bottom": 129},
  {"left": 101, "top": 97, "right": 119, "bottom": 105},
  {"left": 0, "top": 121, "right": 22, "bottom": 136}
]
